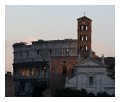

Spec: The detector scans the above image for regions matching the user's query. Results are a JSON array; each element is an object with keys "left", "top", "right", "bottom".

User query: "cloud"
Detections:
[{"left": 22, "top": 36, "right": 38, "bottom": 45}]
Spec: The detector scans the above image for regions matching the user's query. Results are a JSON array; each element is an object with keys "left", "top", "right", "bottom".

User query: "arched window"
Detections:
[
  {"left": 21, "top": 68, "right": 26, "bottom": 76},
  {"left": 80, "top": 46, "right": 84, "bottom": 51},
  {"left": 80, "top": 25, "right": 81, "bottom": 30},
  {"left": 84, "top": 45, "right": 88, "bottom": 51},
  {"left": 36, "top": 68, "right": 40, "bottom": 76},
  {"left": 80, "top": 35, "right": 82, "bottom": 41},
  {"left": 82, "top": 36, "right": 84, "bottom": 41},
  {"left": 86, "top": 25, "right": 88, "bottom": 30},
  {"left": 31, "top": 68, "right": 34, "bottom": 76},
  {"left": 84, "top": 35, "right": 86, "bottom": 41},
  {"left": 43, "top": 67, "right": 47, "bottom": 76},
  {"left": 62, "top": 66, "right": 67, "bottom": 75},
  {"left": 86, "top": 35, "right": 88, "bottom": 41},
  {"left": 80, "top": 46, "right": 82, "bottom": 51},
  {"left": 82, "top": 26, "right": 84, "bottom": 30},
  {"left": 84, "top": 45, "right": 86, "bottom": 51},
  {"left": 80, "top": 25, "right": 84, "bottom": 30},
  {"left": 86, "top": 46, "right": 88, "bottom": 51},
  {"left": 26, "top": 68, "right": 29, "bottom": 76},
  {"left": 82, "top": 46, "right": 84, "bottom": 51}
]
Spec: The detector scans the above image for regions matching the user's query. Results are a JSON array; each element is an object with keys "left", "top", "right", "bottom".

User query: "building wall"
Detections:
[
  {"left": 13, "top": 61, "right": 49, "bottom": 78},
  {"left": 65, "top": 58, "right": 115, "bottom": 95},
  {"left": 13, "top": 61, "right": 49, "bottom": 96},
  {"left": 13, "top": 39, "right": 77, "bottom": 63},
  {"left": 50, "top": 56, "right": 77, "bottom": 91},
  {"left": 77, "top": 67, "right": 107, "bottom": 93},
  {"left": 5, "top": 72, "right": 14, "bottom": 97},
  {"left": 13, "top": 39, "right": 77, "bottom": 96},
  {"left": 76, "top": 60, "right": 115, "bottom": 95},
  {"left": 76, "top": 69, "right": 115, "bottom": 94}
]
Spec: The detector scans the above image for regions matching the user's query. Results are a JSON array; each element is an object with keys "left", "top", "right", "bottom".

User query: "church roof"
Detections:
[
  {"left": 76, "top": 57, "right": 107, "bottom": 67},
  {"left": 77, "top": 16, "right": 92, "bottom": 21}
]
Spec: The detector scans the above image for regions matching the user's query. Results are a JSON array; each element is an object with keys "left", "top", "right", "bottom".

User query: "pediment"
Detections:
[{"left": 77, "top": 58, "right": 105, "bottom": 67}]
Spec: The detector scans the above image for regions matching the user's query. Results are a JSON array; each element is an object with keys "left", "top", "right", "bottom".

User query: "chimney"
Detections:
[{"left": 7, "top": 72, "right": 11, "bottom": 76}]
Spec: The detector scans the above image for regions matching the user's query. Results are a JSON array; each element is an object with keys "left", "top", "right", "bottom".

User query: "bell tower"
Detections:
[{"left": 77, "top": 15, "right": 92, "bottom": 60}]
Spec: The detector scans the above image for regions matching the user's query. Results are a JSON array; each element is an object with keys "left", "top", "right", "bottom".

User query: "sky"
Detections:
[{"left": 5, "top": 5, "right": 115, "bottom": 72}]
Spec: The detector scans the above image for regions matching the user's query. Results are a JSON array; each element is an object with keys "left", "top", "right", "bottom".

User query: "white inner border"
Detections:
[{"left": 0, "top": 0, "right": 119, "bottom": 102}]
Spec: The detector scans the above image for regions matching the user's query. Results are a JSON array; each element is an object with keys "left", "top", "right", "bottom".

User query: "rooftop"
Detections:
[{"left": 77, "top": 16, "right": 92, "bottom": 21}]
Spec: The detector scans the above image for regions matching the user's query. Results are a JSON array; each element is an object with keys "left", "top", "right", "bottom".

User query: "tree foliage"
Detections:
[
  {"left": 32, "top": 81, "right": 47, "bottom": 97},
  {"left": 96, "top": 92, "right": 115, "bottom": 97},
  {"left": 52, "top": 88, "right": 114, "bottom": 97},
  {"left": 53, "top": 88, "right": 89, "bottom": 97}
]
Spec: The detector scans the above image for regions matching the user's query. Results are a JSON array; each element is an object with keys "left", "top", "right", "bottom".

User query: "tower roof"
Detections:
[{"left": 77, "top": 16, "right": 92, "bottom": 21}]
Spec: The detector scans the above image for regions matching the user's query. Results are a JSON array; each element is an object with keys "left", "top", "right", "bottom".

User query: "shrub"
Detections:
[{"left": 32, "top": 81, "right": 47, "bottom": 97}]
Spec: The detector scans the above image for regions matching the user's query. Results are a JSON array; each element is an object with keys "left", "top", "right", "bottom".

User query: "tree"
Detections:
[
  {"left": 32, "top": 81, "right": 47, "bottom": 97},
  {"left": 79, "top": 89, "right": 88, "bottom": 97},
  {"left": 88, "top": 93, "right": 95, "bottom": 97},
  {"left": 53, "top": 88, "right": 89, "bottom": 97},
  {"left": 52, "top": 88, "right": 114, "bottom": 97},
  {"left": 96, "top": 92, "right": 114, "bottom": 97}
]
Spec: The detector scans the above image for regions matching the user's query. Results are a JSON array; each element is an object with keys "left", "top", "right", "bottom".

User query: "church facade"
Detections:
[{"left": 65, "top": 53, "right": 115, "bottom": 95}]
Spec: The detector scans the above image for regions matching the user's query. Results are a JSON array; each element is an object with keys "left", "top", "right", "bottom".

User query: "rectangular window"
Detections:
[
  {"left": 80, "top": 25, "right": 81, "bottom": 30},
  {"left": 86, "top": 35, "right": 88, "bottom": 41},
  {"left": 43, "top": 67, "right": 47, "bottom": 76},
  {"left": 27, "top": 51, "right": 29, "bottom": 56},
  {"left": 82, "top": 36, "right": 83, "bottom": 41},
  {"left": 80, "top": 25, "right": 84, "bottom": 30},
  {"left": 80, "top": 35, "right": 82, "bottom": 41},
  {"left": 81, "top": 25, "right": 84, "bottom": 30},
  {"left": 63, "top": 61, "right": 66, "bottom": 63},
  {"left": 62, "top": 66, "right": 67, "bottom": 75},
  {"left": 65, "top": 48, "right": 69, "bottom": 53},
  {"left": 50, "top": 49, "right": 52, "bottom": 54},
  {"left": 86, "top": 25, "right": 88, "bottom": 30},
  {"left": 89, "top": 76, "right": 93, "bottom": 85},
  {"left": 37, "top": 50, "right": 40, "bottom": 55}
]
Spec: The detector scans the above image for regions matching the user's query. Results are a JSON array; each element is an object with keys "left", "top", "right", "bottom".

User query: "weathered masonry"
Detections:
[{"left": 13, "top": 39, "right": 77, "bottom": 96}]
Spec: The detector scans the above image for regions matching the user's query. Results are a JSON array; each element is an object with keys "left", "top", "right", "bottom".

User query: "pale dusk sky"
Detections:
[{"left": 5, "top": 5, "right": 115, "bottom": 72}]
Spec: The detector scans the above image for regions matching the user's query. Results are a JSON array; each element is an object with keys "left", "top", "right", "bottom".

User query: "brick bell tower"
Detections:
[{"left": 77, "top": 15, "right": 92, "bottom": 60}]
